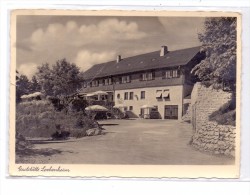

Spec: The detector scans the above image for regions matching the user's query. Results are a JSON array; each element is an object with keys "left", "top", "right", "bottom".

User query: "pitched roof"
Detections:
[{"left": 82, "top": 46, "right": 201, "bottom": 80}]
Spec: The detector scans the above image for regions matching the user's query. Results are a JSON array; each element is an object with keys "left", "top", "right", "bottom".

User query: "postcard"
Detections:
[{"left": 9, "top": 10, "right": 241, "bottom": 177}]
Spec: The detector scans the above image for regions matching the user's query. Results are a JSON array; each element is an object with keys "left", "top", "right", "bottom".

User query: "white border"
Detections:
[{"left": 0, "top": 0, "right": 250, "bottom": 195}]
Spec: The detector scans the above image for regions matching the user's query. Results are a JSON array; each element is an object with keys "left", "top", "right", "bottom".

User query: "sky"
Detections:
[{"left": 16, "top": 15, "right": 205, "bottom": 79}]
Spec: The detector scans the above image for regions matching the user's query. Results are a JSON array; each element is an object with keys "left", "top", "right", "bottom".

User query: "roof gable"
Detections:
[{"left": 82, "top": 46, "right": 201, "bottom": 80}]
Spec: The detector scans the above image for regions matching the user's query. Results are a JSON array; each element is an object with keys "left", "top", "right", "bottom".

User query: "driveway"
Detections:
[{"left": 17, "top": 119, "right": 234, "bottom": 165}]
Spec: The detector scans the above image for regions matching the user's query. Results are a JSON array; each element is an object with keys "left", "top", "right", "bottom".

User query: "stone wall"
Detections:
[{"left": 190, "top": 83, "right": 236, "bottom": 157}]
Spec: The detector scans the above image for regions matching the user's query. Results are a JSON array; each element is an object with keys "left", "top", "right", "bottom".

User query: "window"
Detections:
[
  {"left": 98, "top": 79, "right": 104, "bottom": 86},
  {"left": 172, "top": 70, "right": 179, "bottom": 78},
  {"left": 141, "top": 91, "right": 145, "bottom": 99},
  {"left": 121, "top": 75, "right": 131, "bottom": 83},
  {"left": 142, "top": 73, "right": 147, "bottom": 81},
  {"left": 91, "top": 80, "right": 99, "bottom": 87},
  {"left": 117, "top": 94, "right": 120, "bottom": 99},
  {"left": 140, "top": 72, "right": 155, "bottom": 81},
  {"left": 166, "top": 70, "right": 172, "bottom": 78},
  {"left": 163, "top": 89, "right": 170, "bottom": 100},
  {"left": 129, "top": 92, "right": 134, "bottom": 100},
  {"left": 156, "top": 90, "right": 162, "bottom": 98},
  {"left": 129, "top": 106, "right": 133, "bottom": 111},
  {"left": 163, "top": 69, "right": 179, "bottom": 79},
  {"left": 108, "top": 78, "right": 113, "bottom": 85},
  {"left": 104, "top": 78, "right": 109, "bottom": 85},
  {"left": 124, "top": 92, "right": 128, "bottom": 100},
  {"left": 148, "top": 72, "right": 153, "bottom": 80},
  {"left": 124, "top": 107, "right": 128, "bottom": 111},
  {"left": 83, "top": 82, "right": 87, "bottom": 88}
]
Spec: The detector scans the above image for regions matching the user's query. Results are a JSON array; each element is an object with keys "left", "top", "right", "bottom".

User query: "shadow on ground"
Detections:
[
  {"left": 16, "top": 147, "right": 63, "bottom": 157},
  {"left": 100, "top": 123, "right": 119, "bottom": 127},
  {"left": 28, "top": 139, "right": 76, "bottom": 144}
]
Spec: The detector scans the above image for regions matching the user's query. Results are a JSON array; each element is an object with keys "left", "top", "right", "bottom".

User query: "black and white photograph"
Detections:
[{"left": 9, "top": 10, "right": 241, "bottom": 177}]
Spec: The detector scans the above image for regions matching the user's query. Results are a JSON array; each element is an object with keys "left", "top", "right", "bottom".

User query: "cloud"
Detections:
[
  {"left": 74, "top": 50, "right": 116, "bottom": 71},
  {"left": 29, "top": 19, "right": 147, "bottom": 50},
  {"left": 18, "top": 63, "right": 38, "bottom": 80}
]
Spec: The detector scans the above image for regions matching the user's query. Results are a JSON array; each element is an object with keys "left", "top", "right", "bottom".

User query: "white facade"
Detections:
[{"left": 114, "top": 85, "right": 184, "bottom": 120}]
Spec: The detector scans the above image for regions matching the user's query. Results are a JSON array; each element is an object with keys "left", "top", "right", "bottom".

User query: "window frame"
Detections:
[
  {"left": 129, "top": 92, "right": 134, "bottom": 100},
  {"left": 141, "top": 91, "right": 146, "bottom": 99},
  {"left": 124, "top": 92, "right": 129, "bottom": 100}
]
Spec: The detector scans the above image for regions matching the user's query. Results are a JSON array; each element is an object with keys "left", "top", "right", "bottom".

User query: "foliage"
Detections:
[
  {"left": 192, "top": 17, "right": 237, "bottom": 91},
  {"left": 16, "top": 75, "right": 31, "bottom": 103},
  {"left": 30, "top": 76, "right": 41, "bottom": 92},
  {"left": 16, "top": 72, "right": 42, "bottom": 103},
  {"left": 36, "top": 59, "right": 82, "bottom": 96}
]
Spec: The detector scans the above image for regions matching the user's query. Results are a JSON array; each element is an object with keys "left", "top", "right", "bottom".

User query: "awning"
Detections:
[
  {"left": 163, "top": 90, "right": 170, "bottom": 98},
  {"left": 21, "top": 92, "right": 42, "bottom": 99},
  {"left": 141, "top": 104, "right": 154, "bottom": 109},
  {"left": 77, "top": 92, "right": 87, "bottom": 96},
  {"left": 93, "top": 91, "right": 108, "bottom": 95},
  {"left": 113, "top": 104, "right": 125, "bottom": 108},
  {"left": 86, "top": 93, "right": 96, "bottom": 97},
  {"left": 85, "top": 105, "right": 108, "bottom": 111},
  {"left": 155, "top": 90, "right": 162, "bottom": 98}
]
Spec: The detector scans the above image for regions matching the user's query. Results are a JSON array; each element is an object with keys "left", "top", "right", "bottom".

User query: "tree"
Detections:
[
  {"left": 192, "top": 17, "right": 237, "bottom": 92},
  {"left": 16, "top": 74, "right": 31, "bottom": 102},
  {"left": 30, "top": 76, "right": 41, "bottom": 92},
  {"left": 36, "top": 59, "right": 81, "bottom": 96}
]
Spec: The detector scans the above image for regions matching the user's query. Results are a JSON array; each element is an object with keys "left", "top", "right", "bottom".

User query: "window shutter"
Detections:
[{"left": 152, "top": 71, "right": 155, "bottom": 80}]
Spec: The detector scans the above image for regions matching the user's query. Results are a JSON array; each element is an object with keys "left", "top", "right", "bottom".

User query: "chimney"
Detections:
[
  {"left": 116, "top": 55, "right": 122, "bottom": 63},
  {"left": 160, "top": 46, "right": 168, "bottom": 56}
]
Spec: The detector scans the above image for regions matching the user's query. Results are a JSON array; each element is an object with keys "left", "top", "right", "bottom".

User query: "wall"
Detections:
[
  {"left": 190, "top": 83, "right": 236, "bottom": 156},
  {"left": 114, "top": 85, "right": 183, "bottom": 120}
]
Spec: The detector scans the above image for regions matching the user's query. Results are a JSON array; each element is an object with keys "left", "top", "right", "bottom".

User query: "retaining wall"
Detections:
[{"left": 190, "top": 83, "right": 236, "bottom": 157}]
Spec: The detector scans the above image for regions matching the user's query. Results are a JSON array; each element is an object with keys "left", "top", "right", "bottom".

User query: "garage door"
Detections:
[{"left": 164, "top": 105, "right": 178, "bottom": 119}]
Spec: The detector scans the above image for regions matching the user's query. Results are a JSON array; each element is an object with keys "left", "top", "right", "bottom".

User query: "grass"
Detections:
[{"left": 209, "top": 97, "right": 236, "bottom": 126}]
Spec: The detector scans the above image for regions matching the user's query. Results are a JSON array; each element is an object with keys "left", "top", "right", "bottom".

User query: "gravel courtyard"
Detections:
[{"left": 17, "top": 119, "right": 234, "bottom": 165}]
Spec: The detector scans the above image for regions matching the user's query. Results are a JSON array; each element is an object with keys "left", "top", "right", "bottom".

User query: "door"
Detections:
[
  {"left": 140, "top": 108, "right": 145, "bottom": 118},
  {"left": 164, "top": 105, "right": 178, "bottom": 119}
]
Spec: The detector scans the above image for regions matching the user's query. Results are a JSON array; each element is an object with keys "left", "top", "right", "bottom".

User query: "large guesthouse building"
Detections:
[{"left": 80, "top": 46, "right": 205, "bottom": 120}]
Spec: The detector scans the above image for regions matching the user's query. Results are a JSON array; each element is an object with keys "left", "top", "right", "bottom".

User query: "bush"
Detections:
[
  {"left": 16, "top": 100, "right": 96, "bottom": 138},
  {"left": 51, "top": 131, "right": 70, "bottom": 140}
]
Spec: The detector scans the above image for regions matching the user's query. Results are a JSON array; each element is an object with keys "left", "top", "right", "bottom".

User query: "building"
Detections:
[{"left": 80, "top": 46, "right": 205, "bottom": 120}]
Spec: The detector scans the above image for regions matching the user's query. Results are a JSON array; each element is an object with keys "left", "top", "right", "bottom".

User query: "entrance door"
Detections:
[{"left": 164, "top": 105, "right": 178, "bottom": 119}]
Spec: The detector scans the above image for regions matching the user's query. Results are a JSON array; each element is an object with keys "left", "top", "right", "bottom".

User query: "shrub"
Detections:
[
  {"left": 16, "top": 100, "right": 96, "bottom": 138},
  {"left": 51, "top": 131, "right": 70, "bottom": 140}
]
